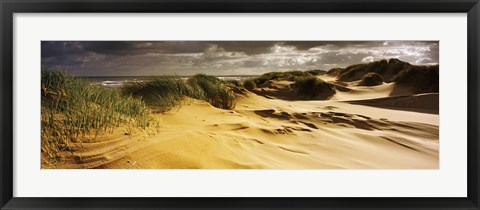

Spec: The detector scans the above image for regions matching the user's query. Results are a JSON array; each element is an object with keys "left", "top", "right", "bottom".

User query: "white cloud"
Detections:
[
  {"left": 270, "top": 44, "right": 296, "bottom": 54},
  {"left": 361, "top": 56, "right": 375, "bottom": 63},
  {"left": 415, "top": 57, "right": 433, "bottom": 64},
  {"left": 203, "top": 44, "right": 246, "bottom": 59}
]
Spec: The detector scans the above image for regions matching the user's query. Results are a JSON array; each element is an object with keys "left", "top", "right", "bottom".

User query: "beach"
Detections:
[{"left": 46, "top": 73, "right": 439, "bottom": 169}]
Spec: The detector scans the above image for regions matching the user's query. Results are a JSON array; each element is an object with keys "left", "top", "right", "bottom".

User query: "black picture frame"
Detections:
[{"left": 1, "top": 0, "right": 479, "bottom": 209}]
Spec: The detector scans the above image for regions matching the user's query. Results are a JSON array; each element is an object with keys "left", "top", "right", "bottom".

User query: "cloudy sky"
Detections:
[{"left": 41, "top": 41, "right": 439, "bottom": 76}]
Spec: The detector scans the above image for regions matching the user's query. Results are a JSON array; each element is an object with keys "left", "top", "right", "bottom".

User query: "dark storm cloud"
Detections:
[
  {"left": 41, "top": 41, "right": 438, "bottom": 57},
  {"left": 42, "top": 41, "right": 207, "bottom": 57},
  {"left": 211, "top": 41, "right": 377, "bottom": 54},
  {"left": 41, "top": 42, "right": 85, "bottom": 57},
  {"left": 41, "top": 41, "right": 388, "bottom": 57},
  {"left": 41, "top": 41, "right": 439, "bottom": 76}
]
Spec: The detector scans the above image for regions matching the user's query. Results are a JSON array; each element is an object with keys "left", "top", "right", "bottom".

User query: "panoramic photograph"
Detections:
[{"left": 41, "top": 41, "right": 439, "bottom": 169}]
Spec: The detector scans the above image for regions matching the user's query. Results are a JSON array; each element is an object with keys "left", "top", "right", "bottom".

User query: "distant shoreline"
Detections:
[
  {"left": 80, "top": 75, "right": 261, "bottom": 79},
  {"left": 82, "top": 75, "right": 259, "bottom": 87}
]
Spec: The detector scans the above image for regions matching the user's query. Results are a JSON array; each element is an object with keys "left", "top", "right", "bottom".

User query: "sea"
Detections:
[{"left": 82, "top": 75, "right": 258, "bottom": 88}]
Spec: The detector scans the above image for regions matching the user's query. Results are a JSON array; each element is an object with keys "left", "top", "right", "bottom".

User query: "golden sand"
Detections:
[{"left": 51, "top": 75, "right": 439, "bottom": 169}]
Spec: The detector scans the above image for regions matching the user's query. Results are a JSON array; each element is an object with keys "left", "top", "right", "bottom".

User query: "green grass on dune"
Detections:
[
  {"left": 337, "top": 58, "right": 411, "bottom": 82},
  {"left": 41, "top": 70, "right": 155, "bottom": 165},
  {"left": 243, "top": 80, "right": 256, "bottom": 91},
  {"left": 243, "top": 70, "right": 320, "bottom": 88},
  {"left": 392, "top": 64, "right": 439, "bottom": 93},
  {"left": 358, "top": 72, "right": 384, "bottom": 86},
  {"left": 328, "top": 58, "right": 438, "bottom": 94},
  {"left": 122, "top": 74, "right": 237, "bottom": 112},
  {"left": 42, "top": 71, "right": 238, "bottom": 165},
  {"left": 241, "top": 70, "right": 335, "bottom": 99},
  {"left": 306, "top": 69, "right": 326, "bottom": 75},
  {"left": 121, "top": 76, "right": 190, "bottom": 113},
  {"left": 187, "top": 74, "right": 237, "bottom": 109},
  {"left": 223, "top": 80, "right": 243, "bottom": 88},
  {"left": 326, "top": 68, "right": 343, "bottom": 76},
  {"left": 293, "top": 76, "right": 336, "bottom": 99},
  {"left": 254, "top": 71, "right": 313, "bottom": 86}
]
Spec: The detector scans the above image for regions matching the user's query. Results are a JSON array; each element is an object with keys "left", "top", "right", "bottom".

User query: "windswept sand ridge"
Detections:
[
  {"left": 53, "top": 90, "right": 438, "bottom": 169},
  {"left": 332, "top": 82, "right": 398, "bottom": 100},
  {"left": 346, "top": 93, "right": 439, "bottom": 114},
  {"left": 51, "top": 125, "right": 162, "bottom": 169}
]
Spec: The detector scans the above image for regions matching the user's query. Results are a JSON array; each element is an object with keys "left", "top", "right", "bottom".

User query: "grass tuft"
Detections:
[
  {"left": 122, "top": 74, "right": 237, "bottom": 112},
  {"left": 243, "top": 80, "right": 257, "bottom": 91},
  {"left": 224, "top": 80, "right": 243, "bottom": 88},
  {"left": 187, "top": 74, "right": 236, "bottom": 109},
  {"left": 122, "top": 76, "right": 189, "bottom": 112}
]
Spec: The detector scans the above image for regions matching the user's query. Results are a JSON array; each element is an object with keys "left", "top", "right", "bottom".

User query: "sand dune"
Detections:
[
  {"left": 250, "top": 74, "right": 419, "bottom": 102},
  {"left": 54, "top": 87, "right": 438, "bottom": 169},
  {"left": 48, "top": 62, "right": 439, "bottom": 169}
]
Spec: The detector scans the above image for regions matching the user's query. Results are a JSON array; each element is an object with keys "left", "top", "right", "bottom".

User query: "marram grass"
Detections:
[
  {"left": 41, "top": 70, "right": 155, "bottom": 165},
  {"left": 122, "top": 74, "right": 237, "bottom": 112},
  {"left": 294, "top": 76, "right": 336, "bottom": 99}
]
